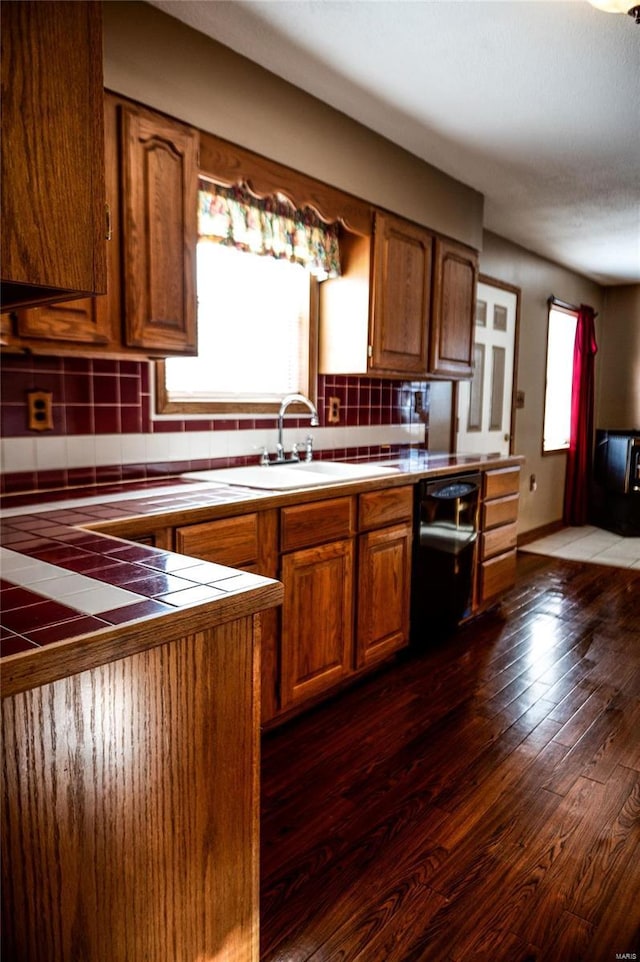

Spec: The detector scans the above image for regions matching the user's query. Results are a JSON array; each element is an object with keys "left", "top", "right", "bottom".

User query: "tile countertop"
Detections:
[{"left": 0, "top": 451, "right": 522, "bottom": 695}]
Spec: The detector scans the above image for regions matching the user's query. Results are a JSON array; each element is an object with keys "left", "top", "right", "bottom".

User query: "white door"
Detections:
[{"left": 456, "top": 280, "right": 518, "bottom": 456}]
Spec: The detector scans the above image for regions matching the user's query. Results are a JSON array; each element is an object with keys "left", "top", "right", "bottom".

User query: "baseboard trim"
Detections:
[{"left": 517, "top": 520, "right": 564, "bottom": 547}]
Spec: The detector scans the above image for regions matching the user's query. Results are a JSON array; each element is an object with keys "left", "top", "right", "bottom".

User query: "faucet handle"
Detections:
[
  {"left": 290, "top": 442, "right": 300, "bottom": 462},
  {"left": 260, "top": 447, "right": 270, "bottom": 466},
  {"left": 305, "top": 434, "right": 314, "bottom": 462}
]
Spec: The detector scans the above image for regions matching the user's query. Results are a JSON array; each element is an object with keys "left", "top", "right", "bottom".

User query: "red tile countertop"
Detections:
[{"left": 0, "top": 451, "right": 523, "bottom": 694}]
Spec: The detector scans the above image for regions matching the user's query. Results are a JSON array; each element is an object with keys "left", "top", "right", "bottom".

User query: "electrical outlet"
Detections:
[
  {"left": 328, "top": 396, "right": 341, "bottom": 424},
  {"left": 529, "top": 473, "right": 537, "bottom": 492},
  {"left": 414, "top": 391, "right": 423, "bottom": 414},
  {"left": 27, "top": 390, "right": 53, "bottom": 431}
]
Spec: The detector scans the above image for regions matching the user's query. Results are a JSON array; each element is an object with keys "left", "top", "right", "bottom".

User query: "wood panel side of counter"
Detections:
[{"left": 1, "top": 616, "right": 261, "bottom": 962}]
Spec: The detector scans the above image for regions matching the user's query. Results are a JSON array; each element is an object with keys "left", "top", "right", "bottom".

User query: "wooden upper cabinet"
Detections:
[
  {"left": 1, "top": 1, "right": 106, "bottom": 311},
  {"left": 370, "top": 212, "right": 432, "bottom": 376},
  {"left": 320, "top": 210, "right": 478, "bottom": 382},
  {"left": 429, "top": 237, "right": 478, "bottom": 379},
  {"left": 120, "top": 104, "right": 198, "bottom": 355},
  {"left": 15, "top": 296, "right": 112, "bottom": 347},
  {"left": 319, "top": 211, "right": 432, "bottom": 378},
  {"left": 6, "top": 93, "right": 198, "bottom": 357}
]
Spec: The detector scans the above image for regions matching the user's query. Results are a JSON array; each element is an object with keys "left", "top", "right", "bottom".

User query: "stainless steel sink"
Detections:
[{"left": 182, "top": 461, "right": 399, "bottom": 490}]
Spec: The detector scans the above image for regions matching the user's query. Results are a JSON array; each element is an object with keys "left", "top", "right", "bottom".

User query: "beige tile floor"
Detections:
[{"left": 519, "top": 524, "right": 640, "bottom": 569}]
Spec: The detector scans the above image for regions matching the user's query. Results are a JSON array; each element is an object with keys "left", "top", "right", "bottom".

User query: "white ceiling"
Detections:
[{"left": 147, "top": 0, "right": 640, "bottom": 286}]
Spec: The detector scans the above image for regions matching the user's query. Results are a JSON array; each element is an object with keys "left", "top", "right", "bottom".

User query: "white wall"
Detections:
[{"left": 480, "top": 232, "right": 605, "bottom": 535}]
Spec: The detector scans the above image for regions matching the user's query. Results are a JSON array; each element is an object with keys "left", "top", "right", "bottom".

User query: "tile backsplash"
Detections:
[{"left": 0, "top": 354, "right": 428, "bottom": 495}]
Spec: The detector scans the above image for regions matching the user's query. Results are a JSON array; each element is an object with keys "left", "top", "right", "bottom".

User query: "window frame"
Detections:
[
  {"left": 541, "top": 302, "right": 578, "bottom": 456},
  {"left": 154, "top": 128, "right": 373, "bottom": 419},
  {"left": 155, "top": 272, "right": 320, "bottom": 417}
]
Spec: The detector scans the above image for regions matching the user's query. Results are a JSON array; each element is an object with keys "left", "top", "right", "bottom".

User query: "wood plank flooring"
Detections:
[{"left": 260, "top": 554, "right": 640, "bottom": 962}]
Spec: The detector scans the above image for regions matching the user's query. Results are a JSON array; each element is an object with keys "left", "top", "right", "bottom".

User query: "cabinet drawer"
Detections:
[
  {"left": 482, "top": 521, "right": 518, "bottom": 561},
  {"left": 482, "top": 494, "right": 519, "bottom": 531},
  {"left": 175, "top": 513, "right": 259, "bottom": 567},
  {"left": 358, "top": 485, "right": 413, "bottom": 531},
  {"left": 479, "top": 549, "right": 517, "bottom": 603},
  {"left": 483, "top": 468, "right": 520, "bottom": 500},
  {"left": 281, "top": 497, "right": 355, "bottom": 552}
]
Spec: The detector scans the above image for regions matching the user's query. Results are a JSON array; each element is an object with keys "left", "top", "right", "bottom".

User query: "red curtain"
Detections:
[{"left": 563, "top": 305, "right": 598, "bottom": 525}]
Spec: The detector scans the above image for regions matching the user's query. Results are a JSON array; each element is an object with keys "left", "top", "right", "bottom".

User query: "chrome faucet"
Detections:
[{"left": 275, "top": 393, "right": 319, "bottom": 463}]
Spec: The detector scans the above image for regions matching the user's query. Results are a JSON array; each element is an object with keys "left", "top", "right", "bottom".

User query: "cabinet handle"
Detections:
[{"left": 105, "top": 203, "right": 112, "bottom": 241}]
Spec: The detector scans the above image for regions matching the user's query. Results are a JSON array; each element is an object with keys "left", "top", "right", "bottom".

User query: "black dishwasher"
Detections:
[{"left": 411, "top": 474, "right": 481, "bottom": 640}]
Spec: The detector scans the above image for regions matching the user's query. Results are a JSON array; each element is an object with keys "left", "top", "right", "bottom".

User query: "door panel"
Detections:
[{"left": 457, "top": 279, "right": 518, "bottom": 455}]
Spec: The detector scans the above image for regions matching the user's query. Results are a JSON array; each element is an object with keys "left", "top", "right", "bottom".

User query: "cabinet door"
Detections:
[
  {"left": 370, "top": 212, "right": 432, "bottom": 376},
  {"left": 121, "top": 105, "right": 198, "bottom": 355},
  {"left": 430, "top": 237, "right": 478, "bottom": 378},
  {"left": 280, "top": 539, "right": 354, "bottom": 708},
  {"left": 357, "top": 522, "right": 412, "bottom": 668},
  {"left": 15, "top": 296, "right": 113, "bottom": 347},
  {"left": 1, "top": 0, "right": 106, "bottom": 310}
]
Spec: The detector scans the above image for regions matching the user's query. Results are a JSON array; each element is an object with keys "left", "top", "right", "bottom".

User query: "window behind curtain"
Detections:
[{"left": 543, "top": 305, "right": 578, "bottom": 453}]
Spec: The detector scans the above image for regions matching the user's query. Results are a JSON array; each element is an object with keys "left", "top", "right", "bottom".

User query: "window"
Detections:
[
  {"left": 542, "top": 305, "right": 578, "bottom": 453},
  {"left": 163, "top": 243, "right": 312, "bottom": 411},
  {"left": 158, "top": 180, "right": 341, "bottom": 415}
]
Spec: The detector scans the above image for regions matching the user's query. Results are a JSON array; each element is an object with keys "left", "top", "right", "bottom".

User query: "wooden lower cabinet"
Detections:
[
  {"left": 280, "top": 538, "right": 355, "bottom": 708},
  {"left": 357, "top": 521, "right": 412, "bottom": 668},
  {"left": 174, "top": 510, "right": 281, "bottom": 722},
  {"left": 1, "top": 616, "right": 262, "bottom": 962},
  {"left": 171, "top": 490, "right": 416, "bottom": 719},
  {"left": 477, "top": 467, "right": 520, "bottom": 608}
]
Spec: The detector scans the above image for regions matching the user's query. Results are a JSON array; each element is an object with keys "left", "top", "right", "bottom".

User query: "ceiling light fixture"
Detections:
[{"left": 588, "top": 0, "right": 640, "bottom": 22}]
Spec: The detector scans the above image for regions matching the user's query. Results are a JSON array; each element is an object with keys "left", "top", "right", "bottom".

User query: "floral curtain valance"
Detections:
[{"left": 197, "top": 180, "right": 341, "bottom": 278}]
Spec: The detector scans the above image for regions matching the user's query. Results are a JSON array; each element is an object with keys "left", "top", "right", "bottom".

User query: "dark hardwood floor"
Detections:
[{"left": 260, "top": 553, "right": 640, "bottom": 962}]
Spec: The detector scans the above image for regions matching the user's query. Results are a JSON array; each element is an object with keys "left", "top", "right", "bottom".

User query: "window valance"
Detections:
[{"left": 198, "top": 180, "right": 341, "bottom": 279}]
